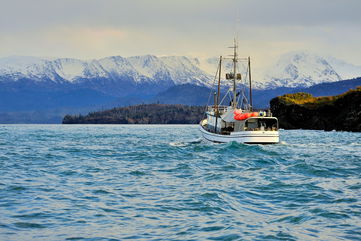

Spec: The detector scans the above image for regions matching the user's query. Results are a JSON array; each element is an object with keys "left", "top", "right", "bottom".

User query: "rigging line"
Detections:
[
  {"left": 242, "top": 64, "right": 250, "bottom": 107},
  {"left": 236, "top": 93, "right": 241, "bottom": 107},
  {"left": 227, "top": 91, "right": 233, "bottom": 104},
  {"left": 235, "top": 64, "right": 244, "bottom": 109},
  {"left": 203, "top": 61, "right": 220, "bottom": 117},
  {"left": 219, "top": 88, "right": 231, "bottom": 106}
]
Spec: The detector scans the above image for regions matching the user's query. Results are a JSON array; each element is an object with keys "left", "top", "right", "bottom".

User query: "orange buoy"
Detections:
[{"left": 234, "top": 110, "right": 259, "bottom": 120}]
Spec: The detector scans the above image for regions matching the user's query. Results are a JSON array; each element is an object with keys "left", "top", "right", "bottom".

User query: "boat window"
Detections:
[
  {"left": 245, "top": 118, "right": 278, "bottom": 131},
  {"left": 246, "top": 120, "right": 258, "bottom": 130}
]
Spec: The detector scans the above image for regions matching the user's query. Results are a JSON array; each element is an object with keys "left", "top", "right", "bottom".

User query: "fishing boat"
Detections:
[{"left": 199, "top": 40, "right": 279, "bottom": 144}]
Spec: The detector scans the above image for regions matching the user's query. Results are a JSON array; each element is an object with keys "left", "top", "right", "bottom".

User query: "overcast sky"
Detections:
[{"left": 1, "top": 0, "right": 360, "bottom": 68}]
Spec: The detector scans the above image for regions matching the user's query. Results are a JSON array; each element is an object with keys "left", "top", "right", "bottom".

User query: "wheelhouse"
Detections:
[{"left": 237, "top": 117, "right": 278, "bottom": 132}]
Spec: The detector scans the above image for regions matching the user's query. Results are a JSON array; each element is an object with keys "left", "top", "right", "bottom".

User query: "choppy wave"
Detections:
[{"left": 0, "top": 125, "right": 360, "bottom": 240}]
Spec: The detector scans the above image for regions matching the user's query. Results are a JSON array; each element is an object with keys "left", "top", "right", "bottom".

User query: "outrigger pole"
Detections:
[
  {"left": 214, "top": 56, "right": 222, "bottom": 133},
  {"left": 217, "top": 56, "right": 222, "bottom": 114},
  {"left": 248, "top": 56, "right": 253, "bottom": 111}
]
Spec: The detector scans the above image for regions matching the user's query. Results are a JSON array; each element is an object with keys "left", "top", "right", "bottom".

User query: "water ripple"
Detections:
[{"left": 0, "top": 125, "right": 360, "bottom": 240}]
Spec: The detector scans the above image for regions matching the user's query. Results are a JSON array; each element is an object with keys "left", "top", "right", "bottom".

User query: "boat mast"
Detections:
[
  {"left": 248, "top": 56, "right": 252, "bottom": 111},
  {"left": 215, "top": 56, "right": 222, "bottom": 133},
  {"left": 232, "top": 39, "right": 238, "bottom": 109},
  {"left": 216, "top": 56, "right": 222, "bottom": 114}
]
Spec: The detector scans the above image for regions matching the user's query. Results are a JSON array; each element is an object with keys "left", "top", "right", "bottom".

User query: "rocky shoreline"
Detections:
[{"left": 270, "top": 87, "right": 361, "bottom": 132}]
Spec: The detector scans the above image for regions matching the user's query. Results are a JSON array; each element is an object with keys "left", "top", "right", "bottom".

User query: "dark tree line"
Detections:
[{"left": 63, "top": 104, "right": 206, "bottom": 124}]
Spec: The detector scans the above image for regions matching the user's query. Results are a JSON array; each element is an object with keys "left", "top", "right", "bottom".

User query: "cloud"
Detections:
[{"left": 0, "top": 0, "right": 360, "bottom": 66}]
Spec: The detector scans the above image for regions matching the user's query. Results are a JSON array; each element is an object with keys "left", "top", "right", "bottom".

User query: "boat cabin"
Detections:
[
  {"left": 204, "top": 111, "right": 278, "bottom": 135},
  {"left": 234, "top": 117, "right": 278, "bottom": 132}
]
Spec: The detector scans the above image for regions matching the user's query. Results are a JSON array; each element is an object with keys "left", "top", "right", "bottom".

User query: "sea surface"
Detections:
[{"left": 0, "top": 125, "right": 360, "bottom": 241}]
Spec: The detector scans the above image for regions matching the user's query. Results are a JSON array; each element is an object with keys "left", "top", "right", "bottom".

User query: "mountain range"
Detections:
[{"left": 0, "top": 52, "right": 361, "bottom": 123}]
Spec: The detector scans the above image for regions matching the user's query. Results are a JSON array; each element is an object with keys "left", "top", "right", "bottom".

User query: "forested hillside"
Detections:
[
  {"left": 270, "top": 87, "right": 361, "bottom": 131},
  {"left": 63, "top": 104, "right": 205, "bottom": 124}
]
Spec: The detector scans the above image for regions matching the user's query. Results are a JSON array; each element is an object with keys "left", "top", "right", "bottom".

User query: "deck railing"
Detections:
[{"left": 207, "top": 105, "right": 229, "bottom": 114}]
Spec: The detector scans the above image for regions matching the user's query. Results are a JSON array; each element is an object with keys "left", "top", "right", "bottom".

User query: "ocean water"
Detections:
[{"left": 0, "top": 125, "right": 360, "bottom": 241}]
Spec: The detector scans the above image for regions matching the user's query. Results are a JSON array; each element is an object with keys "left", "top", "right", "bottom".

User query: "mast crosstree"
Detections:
[{"left": 223, "top": 39, "right": 250, "bottom": 111}]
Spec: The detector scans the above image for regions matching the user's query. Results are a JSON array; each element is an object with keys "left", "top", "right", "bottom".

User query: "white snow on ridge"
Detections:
[
  {"left": 255, "top": 52, "right": 342, "bottom": 89},
  {"left": 159, "top": 56, "right": 212, "bottom": 86},
  {"left": 127, "top": 55, "right": 171, "bottom": 82},
  {"left": 0, "top": 52, "right": 360, "bottom": 89},
  {"left": 51, "top": 58, "right": 91, "bottom": 81},
  {"left": 98, "top": 56, "right": 140, "bottom": 79},
  {"left": 325, "top": 56, "right": 361, "bottom": 80},
  {"left": 0, "top": 56, "right": 48, "bottom": 80},
  {"left": 197, "top": 52, "right": 361, "bottom": 89},
  {"left": 0, "top": 55, "right": 212, "bottom": 86}
]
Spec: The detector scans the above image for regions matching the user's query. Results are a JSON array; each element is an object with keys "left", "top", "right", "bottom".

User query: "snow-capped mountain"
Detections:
[
  {"left": 1, "top": 53, "right": 360, "bottom": 123},
  {"left": 0, "top": 55, "right": 212, "bottom": 87},
  {"left": 1, "top": 52, "right": 361, "bottom": 93},
  {"left": 325, "top": 56, "right": 361, "bottom": 80},
  {"left": 255, "top": 52, "right": 342, "bottom": 89},
  {"left": 194, "top": 52, "right": 361, "bottom": 89},
  {"left": 159, "top": 56, "right": 212, "bottom": 86},
  {"left": 127, "top": 55, "right": 171, "bottom": 84}
]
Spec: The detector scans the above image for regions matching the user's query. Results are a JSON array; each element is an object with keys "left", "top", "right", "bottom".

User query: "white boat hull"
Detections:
[{"left": 199, "top": 126, "right": 279, "bottom": 144}]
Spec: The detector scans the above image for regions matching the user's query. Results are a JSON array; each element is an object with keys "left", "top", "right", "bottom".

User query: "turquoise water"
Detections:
[{"left": 0, "top": 125, "right": 360, "bottom": 241}]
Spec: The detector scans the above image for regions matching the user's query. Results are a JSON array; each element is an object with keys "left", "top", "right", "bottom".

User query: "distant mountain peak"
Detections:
[
  {"left": 255, "top": 51, "right": 342, "bottom": 89},
  {"left": 0, "top": 55, "right": 212, "bottom": 86},
  {"left": 0, "top": 52, "right": 360, "bottom": 91}
]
